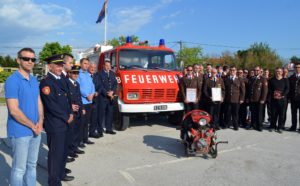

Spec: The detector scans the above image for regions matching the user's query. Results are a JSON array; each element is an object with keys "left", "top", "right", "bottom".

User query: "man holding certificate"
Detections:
[
  {"left": 203, "top": 68, "right": 225, "bottom": 129},
  {"left": 180, "top": 65, "right": 203, "bottom": 112}
]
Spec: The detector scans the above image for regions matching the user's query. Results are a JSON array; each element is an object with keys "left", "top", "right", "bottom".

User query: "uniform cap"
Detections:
[
  {"left": 70, "top": 65, "right": 81, "bottom": 72},
  {"left": 104, "top": 58, "right": 110, "bottom": 62},
  {"left": 44, "top": 54, "right": 65, "bottom": 64}
]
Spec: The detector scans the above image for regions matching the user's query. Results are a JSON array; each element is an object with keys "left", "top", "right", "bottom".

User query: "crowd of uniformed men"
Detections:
[
  {"left": 40, "top": 54, "right": 117, "bottom": 185},
  {"left": 179, "top": 63, "right": 300, "bottom": 133},
  {"left": 5, "top": 47, "right": 300, "bottom": 186}
]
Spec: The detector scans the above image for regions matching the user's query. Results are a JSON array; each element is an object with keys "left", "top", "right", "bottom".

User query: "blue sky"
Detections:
[{"left": 0, "top": 0, "right": 299, "bottom": 60}]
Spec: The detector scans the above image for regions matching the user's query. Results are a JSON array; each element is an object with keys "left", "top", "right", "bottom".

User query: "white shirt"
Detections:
[{"left": 49, "top": 72, "right": 61, "bottom": 79}]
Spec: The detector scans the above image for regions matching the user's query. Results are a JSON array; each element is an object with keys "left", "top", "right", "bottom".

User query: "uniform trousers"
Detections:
[
  {"left": 98, "top": 98, "right": 114, "bottom": 131},
  {"left": 208, "top": 103, "right": 221, "bottom": 128},
  {"left": 291, "top": 100, "right": 300, "bottom": 130},
  {"left": 80, "top": 104, "right": 92, "bottom": 142},
  {"left": 224, "top": 103, "right": 240, "bottom": 129},
  {"left": 47, "top": 131, "right": 67, "bottom": 186},
  {"left": 250, "top": 102, "right": 264, "bottom": 130},
  {"left": 184, "top": 102, "right": 199, "bottom": 113}
]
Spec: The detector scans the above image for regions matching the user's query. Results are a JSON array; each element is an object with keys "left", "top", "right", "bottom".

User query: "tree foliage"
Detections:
[
  {"left": 0, "top": 71, "right": 12, "bottom": 83},
  {"left": 176, "top": 46, "right": 204, "bottom": 67},
  {"left": 39, "top": 42, "right": 72, "bottom": 64},
  {"left": 0, "top": 55, "right": 17, "bottom": 67},
  {"left": 107, "top": 35, "right": 139, "bottom": 47},
  {"left": 290, "top": 56, "right": 300, "bottom": 64}
]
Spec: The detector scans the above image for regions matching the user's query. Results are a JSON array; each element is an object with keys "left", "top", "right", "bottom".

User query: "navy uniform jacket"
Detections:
[
  {"left": 91, "top": 72, "right": 102, "bottom": 103},
  {"left": 40, "top": 73, "right": 72, "bottom": 133},
  {"left": 67, "top": 79, "right": 83, "bottom": 117},
  {"left": 99, "top": 70, "right": 117, "bottom": 100}
]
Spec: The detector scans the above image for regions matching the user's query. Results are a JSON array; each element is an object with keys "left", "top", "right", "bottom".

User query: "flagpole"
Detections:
[{"left": 104, "top": 0, "right": 107, "bottom": 45}]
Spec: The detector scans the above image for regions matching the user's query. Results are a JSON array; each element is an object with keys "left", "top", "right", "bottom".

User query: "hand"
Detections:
[
  {"left": 72, "top": 104, "right": 79, "bottom": 112},
  {"left": 194, "top": 98, "right": 199, "bottom": 104},
  {"left": 31, "top": 124, "right": 39, "bottom": 135},
  {"left": 82, "top": 109, "right": 86, "bottom": 115},
  {"left": 67, "top": 114, "right": 74, "bottom": 124},
  {"left": 87, "top": 94, "right": 94, "bottom": 101},
  {"left": 107, "top": 91, "right": 113, "bottom": 98},
  {"left": 260, "top": 101, "right": 265, "bottom": 104},
  {"left": 240, "top": 100, "right": 244, "bottom": 104},
  {"left": 94, "top": 92, "right": 99, "bottom": 97},
  {"left": 184, "top": 99, "right": 189, "bottom": 104},
  {"left": 36, "top": 120, "right": 43, "bottom": 134}
]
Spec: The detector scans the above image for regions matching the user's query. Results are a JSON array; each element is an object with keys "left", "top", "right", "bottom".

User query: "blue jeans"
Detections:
[{"left": 10, "top": 135, "right": 41, "bottom": 186}]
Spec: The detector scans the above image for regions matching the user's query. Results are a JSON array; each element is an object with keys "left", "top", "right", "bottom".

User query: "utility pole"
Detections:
[{"left": 177, "top": 40, "right": 184, "bottom": 69}]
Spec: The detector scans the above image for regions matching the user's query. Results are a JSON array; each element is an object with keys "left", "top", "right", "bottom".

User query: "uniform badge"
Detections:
[{"left": 42, "top": 86, "right": 51, "bottom": 95}]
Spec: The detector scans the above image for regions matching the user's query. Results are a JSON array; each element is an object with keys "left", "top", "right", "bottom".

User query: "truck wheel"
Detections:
[
  {"left": 168, "top": 111, "right": 184, "bottom": 125},
  {"left": 114, "top": 108, "right": 130, "bottom": 131}
]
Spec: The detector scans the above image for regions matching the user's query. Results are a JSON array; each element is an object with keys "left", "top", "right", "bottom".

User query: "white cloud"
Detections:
[
  {"left": 162, "top": 10, "right": 181, "bottom": 19},
  {"left": 0, "top": 0, "right": 73, "bottom": 43},
  {"left": 163, "top": 22, "right": 177, "bottom": 30},
  {"left": 109, "top": 6, "right": 154, "bottom": 35},
  {"left": 109, "top": 0, "right": 180, "bottom": 36}
]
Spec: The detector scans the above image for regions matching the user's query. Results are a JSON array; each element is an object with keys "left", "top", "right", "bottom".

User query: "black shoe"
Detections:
[
  {"left": 66, "top": 157, "right": 75, "bottom": 163},
  {"left": 75, "top": 149, "right": 85, "bottom": 154},
  {"left": 62, "top": 175, "right": 74, "bottom": 182},
  {"left": 65, "top": 168, "right": 71, "bottom": 174},
  {"left": 69, "top": 153, "right": 78, "bottom": 158},
  {"left": 233, "top": 127, "right": 239, "bottom": 131},
  {"left": 105, "top": 130, "right": 116, "bottom": 135},
  {"left": 89, "top": 133, "right": 101, "bottom": 139},
  {"left": 288, "top": 128, "right": 296, "bottom": 131},
  {"left": 84, "top": 140, "right": 95, "bottom": 145},
  {"left": 257, "top": 128, "right": 262, "bottom": 132},
  {"left": 277, "top": 129, "right": 282, "bottom": 134},
  {"left": 78, "top": 143, "right": 86, "bottom": 148}
]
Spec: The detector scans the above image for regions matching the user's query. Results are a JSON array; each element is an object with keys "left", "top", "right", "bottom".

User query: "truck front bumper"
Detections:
[{"left": 118, "top": 99, "right": 184, "bottom": 113}]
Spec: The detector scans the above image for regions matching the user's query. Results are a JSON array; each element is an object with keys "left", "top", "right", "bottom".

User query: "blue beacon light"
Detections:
[
  {"left": 159, "top": 39, "right": 165, "bottom": 46},
  {"left": 126, "top": 36, "right": 132, "bottom": 44}
]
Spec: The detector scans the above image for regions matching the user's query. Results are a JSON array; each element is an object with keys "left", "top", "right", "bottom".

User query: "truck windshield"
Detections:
[{"left": 118, "top": 49, "right": 177, "bottom": 70}]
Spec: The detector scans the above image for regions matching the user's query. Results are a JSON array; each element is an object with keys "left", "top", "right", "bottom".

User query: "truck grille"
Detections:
[{"left": 126, "top": 88, "right": 178, "bottom": 101}]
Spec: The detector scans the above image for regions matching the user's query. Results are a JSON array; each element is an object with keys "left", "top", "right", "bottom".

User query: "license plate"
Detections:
[{"left": 154, "top": 105, "right": 168, "bottom": 111}]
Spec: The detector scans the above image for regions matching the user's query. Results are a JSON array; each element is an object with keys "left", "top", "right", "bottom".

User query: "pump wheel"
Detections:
[
  {"left": 114, "top": 107, "right": 130, "bottom": 131},
  {"left": 168, "top": 111, "right": 184, "bottom": 125}
]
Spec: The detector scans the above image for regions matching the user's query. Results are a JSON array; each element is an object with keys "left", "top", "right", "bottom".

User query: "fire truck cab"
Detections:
[{"left": 93, "top": 37, "right": 184, "bottom": 130}]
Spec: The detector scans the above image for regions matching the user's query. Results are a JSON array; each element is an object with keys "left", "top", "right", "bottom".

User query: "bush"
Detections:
[{"left": 0, "top": 71, "right": 12, "bottom": 83}]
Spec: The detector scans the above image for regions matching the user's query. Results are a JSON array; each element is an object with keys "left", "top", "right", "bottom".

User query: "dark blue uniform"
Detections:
[
  {"left": 98, "top": 70, "right": 117, "bottom": 132},
  {"left": 67, "top": 78, "right": 83, "bottom": 150},
  {"left": 40, "top": 72, "right": 71, "bottom": 186},
  {"left": 90, "top": 72, "right": 103, "bottom": 135}
]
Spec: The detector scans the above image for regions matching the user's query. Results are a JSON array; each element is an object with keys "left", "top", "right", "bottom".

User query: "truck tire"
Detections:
[
  {"left": 114, "top": 108, "right": 130, "bottom": 131},
  {"left": 168, "top": 111, "right": 184, "bottom": 125}
]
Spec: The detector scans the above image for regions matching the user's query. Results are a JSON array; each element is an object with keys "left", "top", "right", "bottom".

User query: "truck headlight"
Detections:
[
  {"left": 127, "top": 93, "right": 139, "bottom": 100},
  {"left": 198, "top": 118, "right": 207, "bottom": 126}
]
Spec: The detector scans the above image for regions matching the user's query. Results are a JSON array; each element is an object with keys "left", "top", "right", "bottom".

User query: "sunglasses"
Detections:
[
  {"left": 20, "top": 56, "right": 37, "bottom": 63},
  {"left": 187, "top": 69, "right": 193, "bottom": 71}
]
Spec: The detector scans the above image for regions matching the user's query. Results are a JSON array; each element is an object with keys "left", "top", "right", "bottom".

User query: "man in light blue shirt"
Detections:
[
  {"left": 5, "top": 48, "right": 44, "bottom": 186},
  {"left": 77, "top": 58, "right": 95, "bottom": 145}
]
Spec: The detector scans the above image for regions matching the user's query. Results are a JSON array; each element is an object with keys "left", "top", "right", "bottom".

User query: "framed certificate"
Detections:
[
  {"left": 212, "top": 87, "right": 222, "bottom": 101},
  {"left": 186, "top": 88, "right": 197, "bottom": 102}
]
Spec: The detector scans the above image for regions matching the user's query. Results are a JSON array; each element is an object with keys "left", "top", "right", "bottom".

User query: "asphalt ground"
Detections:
[{"left": 1, "top": 105, "right": 300, "bottom": 186}]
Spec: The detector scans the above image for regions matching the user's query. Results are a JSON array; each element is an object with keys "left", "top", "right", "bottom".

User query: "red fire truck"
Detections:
[{"left": 91, "top": 37, "right": 184, "bottom": 130}]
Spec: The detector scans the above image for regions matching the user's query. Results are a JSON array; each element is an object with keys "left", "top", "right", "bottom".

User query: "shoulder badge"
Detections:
[{"left": 42, "top": 86, "right": 51, "bottom": 95}]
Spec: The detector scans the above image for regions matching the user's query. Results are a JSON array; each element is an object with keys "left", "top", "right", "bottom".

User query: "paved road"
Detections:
[{"left": 1, "top": 106, "right": 300, "bottom": 186}]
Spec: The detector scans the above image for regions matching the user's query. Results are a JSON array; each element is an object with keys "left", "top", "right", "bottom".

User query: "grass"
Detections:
[{"left": 0, "top": 97, "right": 6, "bottom": 105}]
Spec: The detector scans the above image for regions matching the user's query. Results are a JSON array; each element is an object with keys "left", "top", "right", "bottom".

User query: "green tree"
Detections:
[
  {"left": 107, "top": 35, "right": 139, "bottom": 47},
  {"left": 290, "top": 56, "right": 300, "bottom": 64},
  {"left": 235, "top": 42, "right": 282, "bottom": 71},
  {"left": 39, "top": 42, "right": 72, "bottom": 64},
  {"left": 0, "top": 71, "right": 12, "bottom": 83},
  {"left": 0, "top": 55, "right": 17, "bottom": 67},
  {"left": 176, "top": 46, "right": 204, "bottom": 67}
]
